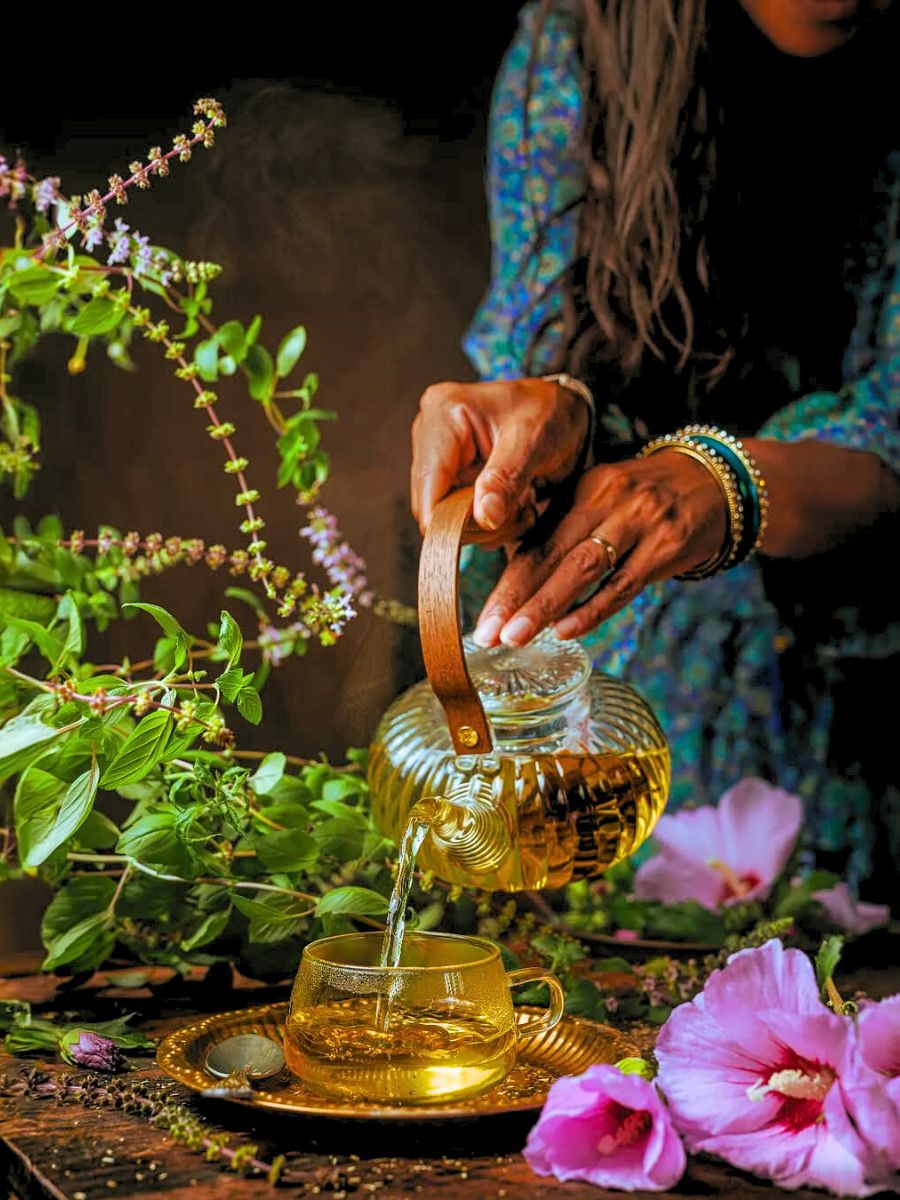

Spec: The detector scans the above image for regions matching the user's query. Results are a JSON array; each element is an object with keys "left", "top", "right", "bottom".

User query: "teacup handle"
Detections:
[{"left": 506, "top": 967, "right": 566, "bottom": 1040}]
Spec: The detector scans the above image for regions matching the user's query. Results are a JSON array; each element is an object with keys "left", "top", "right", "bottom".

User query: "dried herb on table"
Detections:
[{"left": 1, "top": 1067, "right": 289, "bottom": 1185}]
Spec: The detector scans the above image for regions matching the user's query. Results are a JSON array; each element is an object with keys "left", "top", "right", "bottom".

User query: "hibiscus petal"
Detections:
[
  {"left": 691, "top": 1119, "right": 815, "bottom": 1186},
  {"left": 857, "top": 995, "right": 900, "bottom": 1076},
  {"left": 632, "top": 849, "right": 724, "bottom": 911},
  {"left": 656, "top": 990, "right": 782, "bottom": 1142},
  {"left": 797, "top": 1094, "right": 890, "bottom": 1199},
  {"left": 756, "top": 1008, "right": 856, "bottom": 1075},
  {"left": 717, "top": 779, "right": 802, "bottom": 899},
  {"left": 814, "top": 884, "right": 891, "bottom": 936},
  {"left": 647, "top": 805, "right": 723, "bottom": 862},
  {"left": 701, "top": 941, "right": 822, "bottom": 1041}
]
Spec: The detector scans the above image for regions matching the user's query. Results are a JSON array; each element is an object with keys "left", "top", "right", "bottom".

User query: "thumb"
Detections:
[{"left": 474, "top": 424, "right": 541, "bottom": 531}]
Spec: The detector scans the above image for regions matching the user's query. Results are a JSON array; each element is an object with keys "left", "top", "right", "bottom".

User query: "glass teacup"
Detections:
[{"left": 284, "top": 931, "right": 565, "bottom": 1104}]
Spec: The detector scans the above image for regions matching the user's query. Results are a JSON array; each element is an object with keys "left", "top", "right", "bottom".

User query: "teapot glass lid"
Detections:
[{"left": 462, "top": 629, "right": 591, "bottom": 717}]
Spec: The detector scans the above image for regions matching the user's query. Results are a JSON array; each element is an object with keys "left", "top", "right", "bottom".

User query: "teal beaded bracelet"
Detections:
[{"left": 679, "top": 425, "right": 769, "bottom": 564}]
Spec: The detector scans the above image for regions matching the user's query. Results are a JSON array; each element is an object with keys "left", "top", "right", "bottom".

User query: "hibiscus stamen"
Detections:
[
  {"left": 707, "top": 858, "right": 757, "bottom": 899},
  {"left": 746, "top": 1066, "right": 835, "bottom": 1104},
  {"left": 597, "top": 1109, "right": 652, "bottom": 1155}
]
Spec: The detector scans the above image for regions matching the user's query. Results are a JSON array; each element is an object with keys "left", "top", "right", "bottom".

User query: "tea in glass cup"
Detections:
[{"left": 284, "top": 931, "right": 564, "bottom": 1104}]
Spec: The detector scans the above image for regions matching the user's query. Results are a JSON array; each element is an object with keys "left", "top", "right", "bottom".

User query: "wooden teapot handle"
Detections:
[{"left": 418, "top": 486, "right": 494, "bottom": 756}]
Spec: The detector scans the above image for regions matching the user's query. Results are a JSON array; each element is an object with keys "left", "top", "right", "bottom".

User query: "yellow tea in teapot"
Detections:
[{"left": 369, "top": 488, "right": 671, "bottom": 894}]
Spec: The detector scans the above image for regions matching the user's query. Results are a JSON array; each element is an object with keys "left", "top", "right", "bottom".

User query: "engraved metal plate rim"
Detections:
[{"left": 157, "top": 1001, "right": 637, "bottom": 1121}]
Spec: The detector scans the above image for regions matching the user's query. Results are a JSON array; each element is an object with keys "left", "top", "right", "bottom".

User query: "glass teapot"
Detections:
[{"left": 368, "top": 486, "right": 671, "bottom": 892}]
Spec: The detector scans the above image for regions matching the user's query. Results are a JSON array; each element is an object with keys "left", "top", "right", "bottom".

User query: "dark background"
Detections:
[{"left": 0, "top": 4, "right": 525, "bottom": 948}]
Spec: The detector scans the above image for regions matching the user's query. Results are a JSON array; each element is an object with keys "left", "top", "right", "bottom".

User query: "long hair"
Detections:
[{"left": 541, "top": 0, "right": 727, "bottom": 380}]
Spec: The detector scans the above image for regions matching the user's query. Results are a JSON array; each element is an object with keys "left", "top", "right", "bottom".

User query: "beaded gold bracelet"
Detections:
[
  {"left": 640, "top": 436, "right": 745, "bottom": 579},
  {"left": 680, "top": 424, "right": 769, "bottom": 558}
]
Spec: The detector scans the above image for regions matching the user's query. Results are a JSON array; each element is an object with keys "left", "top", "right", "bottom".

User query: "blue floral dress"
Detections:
[{"left": 460, "top": 3, "right": 900, "bottom": 890}]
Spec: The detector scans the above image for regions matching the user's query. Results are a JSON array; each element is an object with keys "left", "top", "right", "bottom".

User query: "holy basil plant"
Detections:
[{"left": 0, "top": 101, "right": 411, "bottom": 979}]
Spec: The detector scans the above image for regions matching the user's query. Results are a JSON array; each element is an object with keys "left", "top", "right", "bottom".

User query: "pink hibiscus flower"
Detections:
[
  {"left": 655, "top": 939, "right": 891, "bottom": 1197},
  {"left": 840, "top": 996, "right": 900, "bottom": 1186},
  {"left": 633, "top": 778, "right": 802, "bottom": 911},
  {"left": 813, "top": 883, "right": 890, "bottom": 935},
  {"left": 523, "top": 1064, "right": 685, "bottom": 1192}
]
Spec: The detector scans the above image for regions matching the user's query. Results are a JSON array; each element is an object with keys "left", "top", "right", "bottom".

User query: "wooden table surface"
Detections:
[{"left": 2, "top": 952, "right": 897, "bottom": 1200}]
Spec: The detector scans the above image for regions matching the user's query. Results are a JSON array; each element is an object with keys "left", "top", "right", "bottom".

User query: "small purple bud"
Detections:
[{"left": 59, "top": 1029, "right": 126, "bottom": 1071}]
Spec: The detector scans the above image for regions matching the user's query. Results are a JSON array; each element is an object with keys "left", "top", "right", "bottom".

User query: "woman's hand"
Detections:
[
  {"left": 410, "top": 378, "right": 590, "bottom": 536},
  {"left": 473, "top": 450, "right": 728, "bottom": 647}
]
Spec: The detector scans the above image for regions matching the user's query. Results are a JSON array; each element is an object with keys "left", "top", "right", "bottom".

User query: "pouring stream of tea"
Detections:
[{"left": 375, "top": 798, "right": 449, "bottom": 1031}]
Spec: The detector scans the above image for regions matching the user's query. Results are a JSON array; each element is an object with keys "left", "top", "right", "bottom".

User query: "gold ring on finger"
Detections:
[{"left": 589, "top": 531, "right": 618, "bottom": 571}]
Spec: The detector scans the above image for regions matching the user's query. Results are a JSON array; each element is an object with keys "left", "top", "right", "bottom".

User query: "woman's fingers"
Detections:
[
  {"left": 552, "top": 529, "right": 674, "bottom": 640},
  {"left": 495, "top": 513, "right": 637, "bottom": 647},
  {"left": 473, "top": 419, "right": 545, "bottom": 531},
  {"left": 410, "top": 395, "right": 477, "bottom": 532}
]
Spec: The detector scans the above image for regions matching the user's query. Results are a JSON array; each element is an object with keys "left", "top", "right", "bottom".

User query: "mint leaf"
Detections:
[
  {"left": 15, "top": 761, "right": 99, "bottom": 867},
  {"left": 315, "top": 887, "right": 389, "bottom": 918},
  {"left": 101, "top": 711, "right": 173, "bottom": 788}
]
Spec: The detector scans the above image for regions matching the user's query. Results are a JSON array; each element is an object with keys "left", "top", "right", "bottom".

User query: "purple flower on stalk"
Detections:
[
  {"left": 82, "top": 222, "right": 105, "bottom": 253},
  {"left": 655, "top": 939, "right": 891, "bottom": 1197},
  {"left": 633, "top": 778, "right": 803, "bottom": 911},
  {"left": 523, "top": 1064, "right": 685, "bottom": 1191},
  {"left": 301, "top": 507, "right": 371, "bottom": 605},
  {"left": 107, "top": 218, "right": 131, "bottom": 266},
  {"left": 132, "top": 232, "right": 152, "bottom": 277},
  {"left": 59, "top": 1030, "right": 125, "bottom": 1072},
  {"left": 34, "top": 176, "right": 60, "bottom": 213},
  {"left": 812, "top": 883, "right": 890, "bottom": 936}
]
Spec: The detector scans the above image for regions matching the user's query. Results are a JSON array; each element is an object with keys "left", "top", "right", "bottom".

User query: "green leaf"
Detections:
[
  {"left": 321, "top": 776, "right": 366, "bottom": 803},
  {"left": 815, "top": 934, "right": 844, "bottom": 994},
  {"left": 69, "top": 297, "right": 124, "bottom": 337},
  {"left": 0, "top": 999, "right": 32, "bottom": 1033},
  {"left": 562, "top": 978, "right": 605, "bottom": 1020},
  {"left": 116, "top": 810, "right": 186, "bottom": 868},
  {"left": 56, "top": 593, "right": 85, "bottom": 664},
  {"left": 15, "top": 761, "right": 99, "bottom": 867},
  {"left": 245, "top": 314, "right": 262, "bottom": 345},
  {"left": 74, "top": 809, "right": 120, "bottom": 850},
  {"left": 124, "top": 602, "right": 188, "bottom": 668},
  {"left": 315, "top": 887, "right": 389, "bottom": 918},
  {"left": 234, "top": 892, "right": 311, "bottom": 944},
  {"left": 255, "top": 829, "right": 319, "bottom": 873},
  {"left": 101, "top": 711, "right": 173, "bottom": 788},
  {"left": 216, "top": 666, "right": 245, "bottom": 702},
  {"left": 2, "top": 614, "right": 64, "bottom": 667},
  {"left": 42, "top": 877, "right": 116, "bottom": 947},
  {"left": 217, "top": 320, "right": 248, "bottom": 363},
  {"left": 8, "top": 268, "right": 64, "bottom": 305},
  {"left": 5, "top": 1027, "right": 61, "bottom": 1055},
  {"left": 236, "top": 686, "right": 262, "bottom": 725},
  {"left": 315, "top": 818, "right": 364, "bottom": 862},
  {"left": 217, "top": 610, "right": 242, "bottom": 667},
  {"left": 243, "top": 343, "right": 274, "bottom": 402},
  {"left": 181, "top": 906, "right": 232, "bottom": 952},
  {"left": 194, "top": 338, "right": 219, "bottom": 382},
  {"left": 276, "top": 324, "right": 307, "bottom": 379},
  {"left": 0, "top": 714, "right": 65, "bottom": 783},
  {"left": 250, "top": 752, "right": 286, "bottom": 796},
  {"left": 42, "top": 911, "right": 114, "bottom": 972}
]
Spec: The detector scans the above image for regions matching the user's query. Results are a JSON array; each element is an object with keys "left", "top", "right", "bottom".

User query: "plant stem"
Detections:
[{"left": 65, "top": 854, "right": 319, "bottom": 910}]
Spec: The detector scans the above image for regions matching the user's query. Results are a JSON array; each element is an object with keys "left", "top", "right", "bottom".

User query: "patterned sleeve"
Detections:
[
  {"left": 759, "top": 154, "right": 900, "bottom": 473},
  {"left": 462, "top": 1, "right": 586, "bottom": 380}
]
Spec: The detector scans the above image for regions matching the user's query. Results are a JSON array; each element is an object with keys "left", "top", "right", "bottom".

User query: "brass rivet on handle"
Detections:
[{"left": 457, "top": 725, "right": 480, "bottom": 748}]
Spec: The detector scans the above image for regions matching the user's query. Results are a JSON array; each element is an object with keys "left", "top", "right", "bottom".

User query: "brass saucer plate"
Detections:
[{"left": 157, "top": 1002, "right": 637, "bottom": 1121}]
